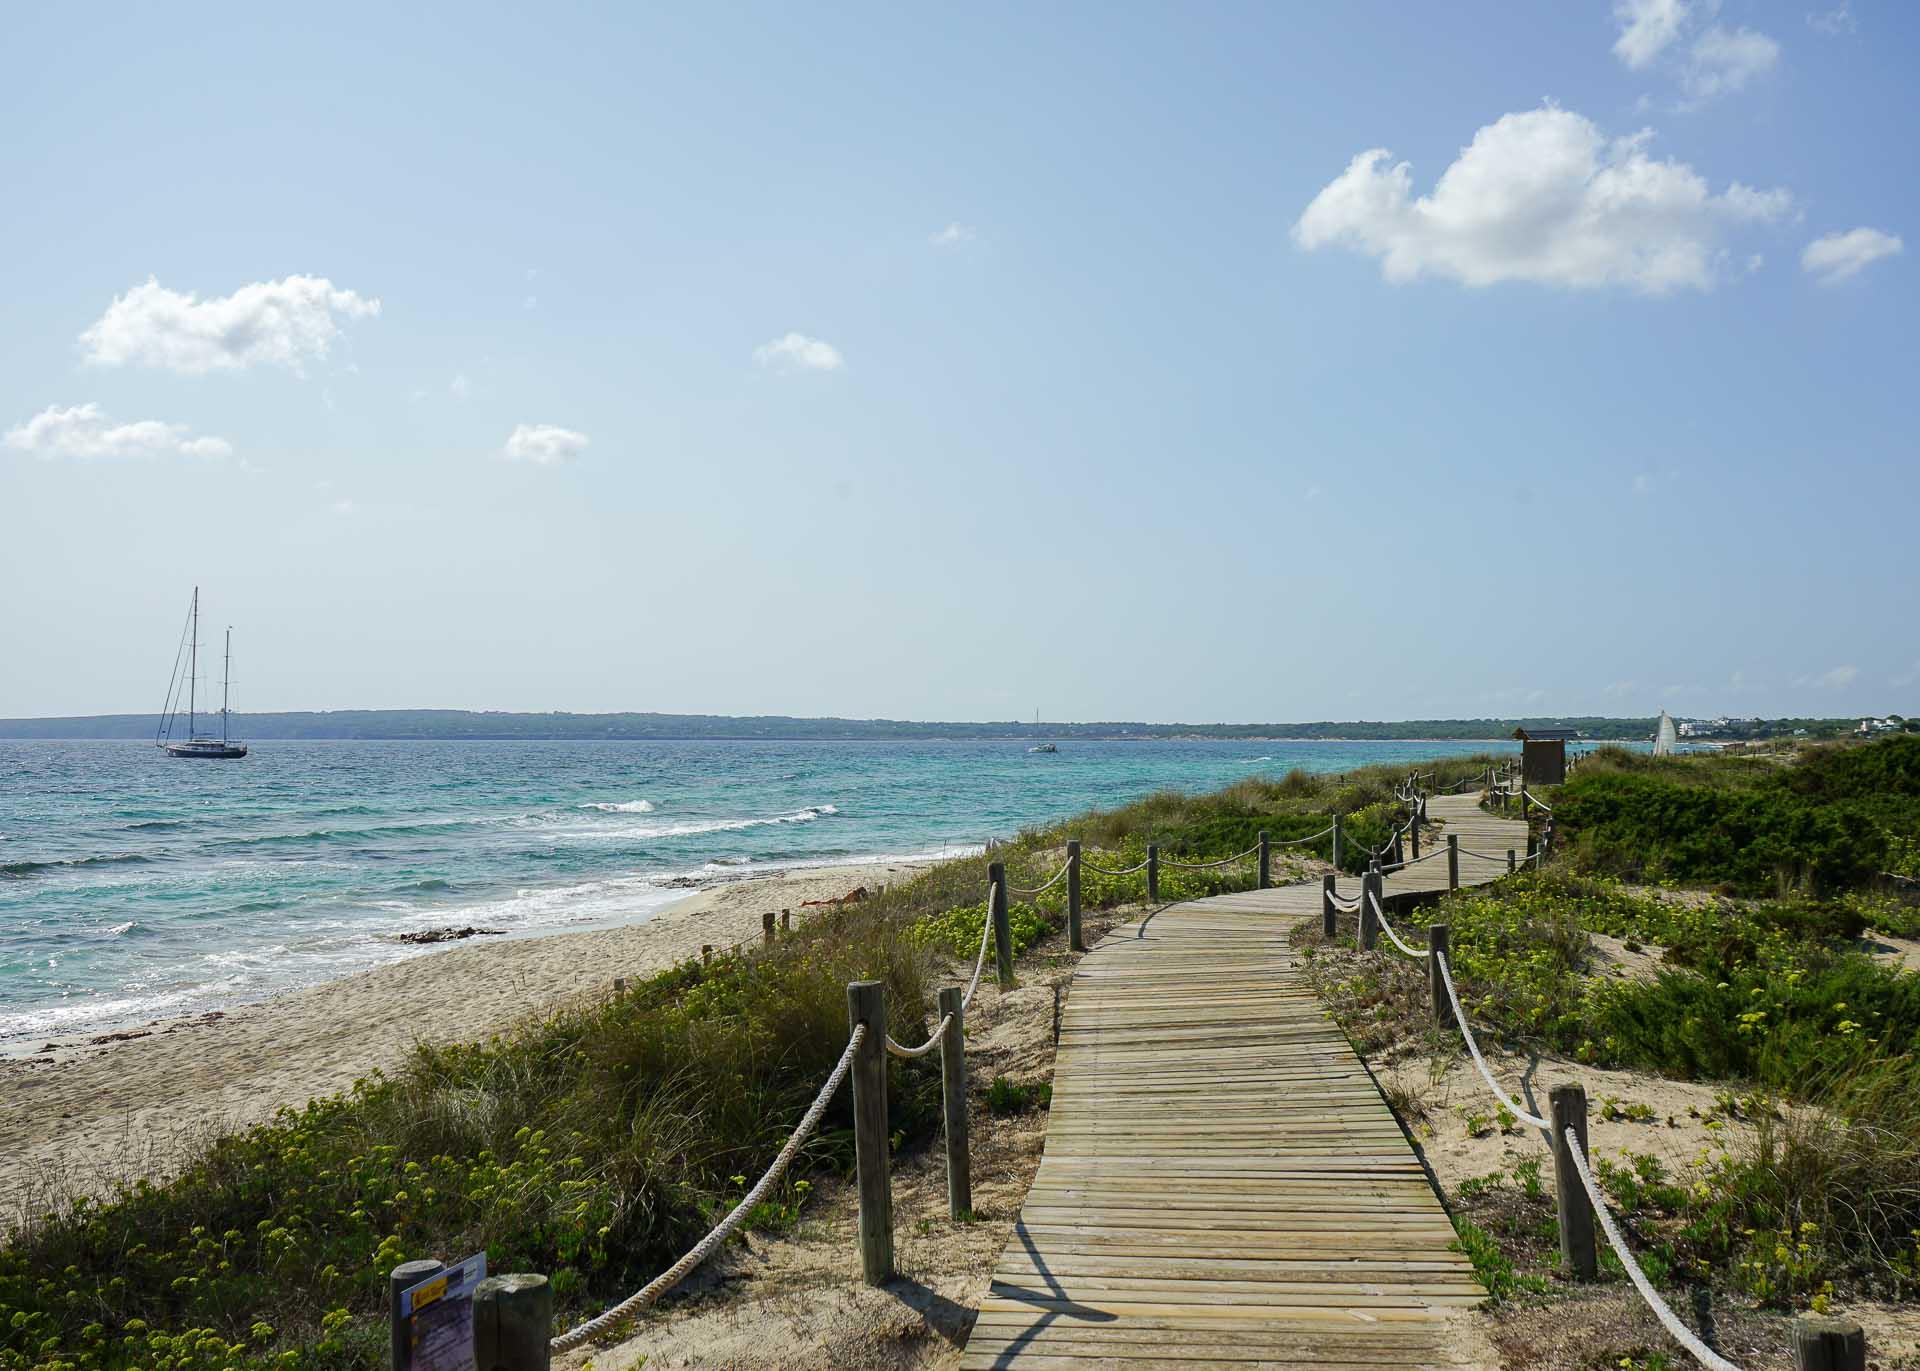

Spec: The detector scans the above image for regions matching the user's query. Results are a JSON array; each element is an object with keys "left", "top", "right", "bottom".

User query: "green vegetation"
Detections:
[
  {"left": 1555, "top": 736, "right": 1920, "bottom": 895},
  {"left": 1304, "top": 736, "right": 1920, "bottom": 1322},
  {"left": 0, "top": 750, "right": 1492, "bottom": 1370}
]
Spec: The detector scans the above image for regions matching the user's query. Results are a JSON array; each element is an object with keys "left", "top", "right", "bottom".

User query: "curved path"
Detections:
[{"left": 962, "top": 793, "right": 1528, "bottom": 1369}]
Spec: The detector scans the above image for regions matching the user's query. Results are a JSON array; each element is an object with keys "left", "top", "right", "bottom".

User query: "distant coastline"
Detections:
[{"left": 0, "top": 708, "right": 1659, "bottom": 742}]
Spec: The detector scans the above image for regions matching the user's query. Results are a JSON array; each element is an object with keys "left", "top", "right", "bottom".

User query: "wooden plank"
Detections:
[{"left": 959, "top": 793, "right": 1523, "bottom": 1367}]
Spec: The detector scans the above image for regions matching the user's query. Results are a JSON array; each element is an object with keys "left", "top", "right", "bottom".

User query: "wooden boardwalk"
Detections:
[{"left": 963, "top": 794, "right": 1527, "bottom": 1369}]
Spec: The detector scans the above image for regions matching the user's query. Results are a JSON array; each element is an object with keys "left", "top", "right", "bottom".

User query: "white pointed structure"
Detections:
[{"left": 1653, "top": 710, "right": 1678, "bottom": 757}]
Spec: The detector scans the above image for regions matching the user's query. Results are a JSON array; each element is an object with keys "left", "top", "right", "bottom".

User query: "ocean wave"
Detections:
[
  {"left": 579, "top": 799, "right": 656, "bottom": 814},
  {"left": 599, "top": 805, "right": 840, "bottom": 841},
  {"left": 2, "top": 853, "right": 155, "bottom": 880},
  {"left": 123, "top": 819, "right": 190, "bottom": 832}
]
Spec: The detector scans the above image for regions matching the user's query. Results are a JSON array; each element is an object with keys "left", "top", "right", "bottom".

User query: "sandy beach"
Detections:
[{"left": 0, "top": 858, "right": 928, "bottom": 1220}]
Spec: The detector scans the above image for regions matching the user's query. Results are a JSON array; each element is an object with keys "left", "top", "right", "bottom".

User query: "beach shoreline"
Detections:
[{"left": 0, "top": 856, "right": 930, "bottom": 1218}]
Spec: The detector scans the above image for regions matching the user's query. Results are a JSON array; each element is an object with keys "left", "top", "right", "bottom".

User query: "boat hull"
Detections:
[{"left": 164, "top": 742, "right": 249, "bottom": 759}]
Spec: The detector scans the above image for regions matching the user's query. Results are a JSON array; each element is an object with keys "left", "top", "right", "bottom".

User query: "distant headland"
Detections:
[{"left": 0, "top": 709, "right": 1678, "bottom": 742}]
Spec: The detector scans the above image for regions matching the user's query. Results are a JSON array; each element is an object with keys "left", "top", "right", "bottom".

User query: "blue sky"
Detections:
[{"left": 1, "top": 1, "right": 1912, "bottom": 722}]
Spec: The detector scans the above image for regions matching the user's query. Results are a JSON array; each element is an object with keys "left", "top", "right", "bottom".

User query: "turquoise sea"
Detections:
[{"left": 0, "top": 737, "right": 1532, "bottom": 1051}]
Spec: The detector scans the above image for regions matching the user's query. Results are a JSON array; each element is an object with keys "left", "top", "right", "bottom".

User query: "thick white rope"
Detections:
[
  {"left": 961, "top": 881, "right": 997, "bottom": 1012},
  {"left": 1080, "top": 856, "right": 1150, "bottom": 877},
  {"left": 1524, "top": 791, "right": 1554, "bottom": 814},
  {"left": 1367, "top": 890, "right": 1425, "bottom": 959},
  {"left": 1007, "top": 860, "right": 1071, "bottom": 897},
  {"left": 1562, "top": 1128, "right": 1744, "bottom": 1371},
  {"left": 550, "top": 1023, "right": 865, "bottom": 1351},
  {"left": 886, "top": 1014, "right": 952, "bottom": 1059},
  {"left": 1161, "top": 843, "right": 1260, "bottom": 870},
  {"left": 1433, "top": 951, "right": 1550, "bottom": 1130},
  {"left": 1326, "top": 888, "right": 1362, "bottom": 910},
  {"left": 1271, "top": 823, "right": 1337, "bottom": 845}
]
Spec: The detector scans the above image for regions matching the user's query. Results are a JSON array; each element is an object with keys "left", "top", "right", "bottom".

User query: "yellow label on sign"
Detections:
[{"left": 410, "top": 1275, "right": 449, "bottom": 1312}]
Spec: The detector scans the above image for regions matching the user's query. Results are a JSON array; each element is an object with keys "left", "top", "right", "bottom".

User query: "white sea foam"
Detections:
[
  {"left": 575, "top": 804, "right": 840, "bottom": 842},
  {"left": 580, "top": 799, "right": 656, "bottom": 813}
]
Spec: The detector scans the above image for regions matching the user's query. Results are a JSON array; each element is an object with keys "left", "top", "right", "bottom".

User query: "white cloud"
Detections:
[
  {"left": 79, "top": 275, "right": 379, "bottom": 376},
  {"left": 1808, "top": 3, "right": 1855, "bottom": 36},
  {"left": 524, "top": 295, "right": 538, "bottom": 310},
  {"left": 1614, "top": 0, "right": 1690, "bottom": 68},
  {"left": 1632, "top": 473, "right": 1654, "bottom": 495},
  {"left": 3, "top": 402, "right": 232, "bottom": 461},
  {"left": 450, "top": 373, "right": 472, "bottom": 400},
  {"left": 1293, "top": 105, "right": 1791, "bottom": 294},
  {"left": 930, "top": 222, "right": 976, "bottom": 247},
  {"left": 1683, "top": 25, "right": 1782, "bottom": 104},
  {"left": 502, "top": 423, "right": 590, "bottom": 465},
  {"left": 1801, "top": 227, "right": 1903, "bottom": 283},
  {"left": 1815, "top": 664, "right": 1859, "bottom": 689},
  {"left": 1894, "top": 661, "right": 1920, "bottom": 689},
  {"left": 331, "top": 498, "right": 357, "bottom": 516},
  {"left": 754, "top": 332, "right": 845, "bottom": 372}
]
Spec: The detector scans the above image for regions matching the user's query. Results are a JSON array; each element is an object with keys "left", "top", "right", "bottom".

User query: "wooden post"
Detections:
[
  {"left": 1793, "top": 1317, "right": 1867, "bottom": 1371},
  {"left": 988, "top": 863, "right": 1014, "bottom": 989},
  {"left": 1527, "top": 830, "right": 1538, "bottom": 865},
  {"left": 473, "top": 1273, "right": 551, "bottom": 1371},
  {"left": 701, "top": 944, "right": 712, "bottom": 964},
  {"left": 781, "top": 908, "right": 791, "bottom": 932},
  {"left": 1066, "top": 840, "right": 1084, "bottom": 953},
  {"left": 1551, "top": 1083, "right": 1598, "bottom": 1280},
  {"left": 762, "top": 910, "right": 776, "bottom": 946},
  {"left": 1146, "top": 844, "right": 1159, "bottom": 902},
  {"left": 1331, "top": 813, "right": 1343, "bottom": 869},
  {"left": 1359, "top": 868, "right": 1381, "bottom": 950},
  {"left": 1391, "top": 829, "right": 1404, "bottom": 868},
  {"left": 1508, "top": 848, "right": 1517, "bottom": 873},
  {"left": 1447, "top": 834, "right": 1460, "bottom": 891},
  {"left": 389, "top": 1258, "right": 443, "bottom": 1371},
  {"left": 846, "top": 980, "right": 894, "bottom": 1284},
  {"left": 1257, "top": 831, "right": 1270, "bottom": 889},
  {"left": 1410, "top": 819, "right": 1420, "bottom": 862},
  {"left": 1429, "top": 924, "right": 1452, "bottom": 1027},
  {"left": 1321, "top": 873, "right": 1337, "bottom": 938},
  {"left": 612, "top": 977, "right": 625, "bottom": 995},
  {"left": 938, "top": 985, "right": 970, "bottom": 1220}
]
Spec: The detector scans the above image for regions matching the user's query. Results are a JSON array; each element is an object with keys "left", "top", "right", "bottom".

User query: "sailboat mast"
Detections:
[
  {"left": 188, "top": 587, "right": 199, "bottom": 737},
  {"left": 222, "top": 627, "right": 232, "bottom": 744}
]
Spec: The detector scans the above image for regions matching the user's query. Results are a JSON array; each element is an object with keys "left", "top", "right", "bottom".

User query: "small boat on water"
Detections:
[
  {"left": 1028, "top": 743, "right": 1057, "bottom": 754},
  {"left": 157, "top": 587, "right": 248, "bottom": 759}
]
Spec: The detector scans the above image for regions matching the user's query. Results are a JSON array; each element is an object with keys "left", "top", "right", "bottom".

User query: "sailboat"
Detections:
[
  {"left": 1652, "top": 710, "right": 1678, "bottom": 757},
  {"left": 1027, "top": 708, "right": 1057, "bottom": 753},
  {"left": 157, "top": 588, "right": 249, "bottom": 759}
]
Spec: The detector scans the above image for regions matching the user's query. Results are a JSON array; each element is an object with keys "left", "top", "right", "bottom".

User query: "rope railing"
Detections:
[
  {"left": 886, "top": 900, "right": 996, "bottom": 1058},
  {"left": 550, "top": 1022, "right": 866, "bottom": 1352},
  {"left": 1524, "top": 791, "right": 1554, "bottom": 814},
  {"left": 1368, "top": 889, "right": 1425, "bottom": 959},
  {"left": 1562, "top": 1128, "right": 1744, "bottom": 1371},
  {"left": 1431, "top": 950, "right": 1551, "bottom": 1130},
  {"left": 1080, "top": 856, "right": 1150, "bottom": 877},
  {"left": 1006, "top": 859, "right": 1072, "bottom": 897},
  {"left": 1161, "top": 842, "right": 1261, "bottom": 871}
]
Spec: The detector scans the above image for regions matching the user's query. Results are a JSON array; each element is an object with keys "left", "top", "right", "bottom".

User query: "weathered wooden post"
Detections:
[
  {"left": 612, "top": 977, "right": 625, "bottom": 996},
  {"left": 846, "top": 980, "right": 894, "bottom": 1284},
  {"left": 1429, "top": 924, "right": 1452, "bottom": 1027},
  {"left": 1331, "top": 813, "right": 1343, "bottom": 869},
  {"left": 781, "top": 908, "right": 791, "bottom": 932},
  {"left": 1257, "top": 831, "right": 1270, "bottom": 889},
  {"left": 701, "top": 944, "right": 712, "bottom": 964},
  {"left": 473, "top": 1273, "right": 551, "bottom": 1371},
  {"left": 938, "top": 985, "right": 971, "bottom": 1219},
  {"left": 390, "top": 1258, "right": 443, "bottom": 1371},
  {"left": 1321, "top": 873, "right": 1337, "bottom": 938},
  {"left": 987, "top": 863, "right": 1014, "bottom": 989},
  {"left": 1146, "top": 844, "right": 1159, "bottom": 902},
  {"left": 763, "top": 911, "right": 776, "bottom": 946},
  {"left": 1793, "top": 1317, "right": 1867, "bottom": 1370},
  {"left": 1447, "top": 834, "right": 1460, "bottom": 891},
  {"left": 1550, "top": 1083, "right": 1598, "bottom": 1280},
  {"left": 1391, "top": 829, "right": 1404, "bottom": 868},
  {"left": 1409, "top": 819, "right": 1420, "bottom": 862},
  {"left": 1507, "top": 848, "right": 1517, "bottom": 873},
  {"left": 1527, "top": 830, "right": 1539, "bottom": 866},
  {"left": 1066, "top": 840, "right": 1084, "bottom": 952},
  {"left": 1359, "top": 867, "right": 1381, "bottom": 951}
]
